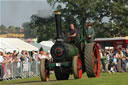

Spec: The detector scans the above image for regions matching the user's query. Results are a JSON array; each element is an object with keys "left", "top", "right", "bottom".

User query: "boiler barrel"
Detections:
[
  {"left": 65, "top": 43, "right": 79, "bottom": 57},
  {"left": 51, "top": 42, "right": 79, "bottom": 60}
]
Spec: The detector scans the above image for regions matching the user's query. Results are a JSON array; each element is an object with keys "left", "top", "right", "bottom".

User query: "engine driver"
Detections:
[{"left": 68, "top": 24, "right": 77, "bottom": 43}]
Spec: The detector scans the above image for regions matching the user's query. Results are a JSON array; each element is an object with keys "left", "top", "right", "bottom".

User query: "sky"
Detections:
[
  {"left": 0, "top": 0, "right": 109, "bottom": 28},
  {"left": 0, "top": 0, "right": 53, "bottom": 27}
]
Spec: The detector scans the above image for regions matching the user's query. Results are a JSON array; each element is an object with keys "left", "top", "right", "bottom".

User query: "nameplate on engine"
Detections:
[{"left": 56, "top": 63, "right": 61, "bottom": 66}]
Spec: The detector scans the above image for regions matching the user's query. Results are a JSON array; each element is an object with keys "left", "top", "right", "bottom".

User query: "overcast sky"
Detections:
[
  {"left": 0, "top": 0, "right": 53, "bottom": 27},
  {"left": 0, "top": 0, "right": 109, "bottom": 28}
]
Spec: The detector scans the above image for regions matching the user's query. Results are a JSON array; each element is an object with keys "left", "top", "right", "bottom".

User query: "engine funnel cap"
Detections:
[{"left": 54, "top": 11, "right": 61, "bottom": 15}]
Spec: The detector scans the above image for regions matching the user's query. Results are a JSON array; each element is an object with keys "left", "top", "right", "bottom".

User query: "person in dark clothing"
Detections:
[
  {"left": 68, "top": 24, "right": 77, "bottom": 43},
  {"left": 69, "top": 24, "right": 77, "bottom": 37}
]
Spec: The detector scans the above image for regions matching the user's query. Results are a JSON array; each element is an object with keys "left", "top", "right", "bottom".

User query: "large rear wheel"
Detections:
[
  {"left": 72, "top": 55, "right": 82, "bottom": 79},
  {"left": 55, "top": 69, "right": 70, "bottom": 80},
  {"left": 40, "top": 59, "right": 50, "bottom": 81},
  {"left": 84, "top": 42, "right": 100, "bottom": 77}
]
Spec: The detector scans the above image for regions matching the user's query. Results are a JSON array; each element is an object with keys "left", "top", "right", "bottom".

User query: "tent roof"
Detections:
[
  {"left": 31, "top": 43, "right": 42, "bottom": 48},
  {"left": 40, "top": 41, "right": 54, "bottom": 48},
  {"left": 0, "top": 39, "right": 15, "bottom": 49},
  {"left": 0, "top": 38, "right": 38, "bottom": 51},
  {"left": 95, "top": 37, "right": 128, "bottom": 41},
  {"left": 31, "top": 43, "right": 50, "bottom": 52}
]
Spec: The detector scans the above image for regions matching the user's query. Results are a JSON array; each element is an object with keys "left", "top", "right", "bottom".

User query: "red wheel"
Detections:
[
  {"left": 93, "top": 43, "right": 100, "bottom": 77},
  {"left": 84, "top": 42, "right": 100, "bottom": 77},
  {"left": 78, "top": 56, "right": 82, "bottom": 78},
  {"left": 72, "top": 55, "right": 82, "bottom": 79}
]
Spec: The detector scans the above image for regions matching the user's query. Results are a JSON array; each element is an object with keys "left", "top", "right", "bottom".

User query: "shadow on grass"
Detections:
[
  {"left": 13, "top": 78, "right": 75, "bottom": 85},
  {"left": 14, "top": 80, "right": 42, "bottom": 84}
]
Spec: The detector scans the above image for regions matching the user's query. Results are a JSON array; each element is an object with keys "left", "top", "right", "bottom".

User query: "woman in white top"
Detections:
[
  {"left": 0, "top": 51, "right": 4, "bottom": 80},
  {"left": 38, "top": 50, "right": 51, "bottom": 60}
]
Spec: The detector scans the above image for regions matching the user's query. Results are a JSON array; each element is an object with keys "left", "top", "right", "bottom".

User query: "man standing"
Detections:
[
  {"left": 85, "top": 22, "right": 95, "bottom": 42},
  {"left": 124, "top": 48, "right": 128, "bottom": 72},
  {"left": 116, "top": 49, "right": 124, "bottom": 72}
]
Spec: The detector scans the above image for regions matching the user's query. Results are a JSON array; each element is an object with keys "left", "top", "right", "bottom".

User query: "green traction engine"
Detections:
[{"left": 40, "top": 11, "right": 100, "bottom": 81}]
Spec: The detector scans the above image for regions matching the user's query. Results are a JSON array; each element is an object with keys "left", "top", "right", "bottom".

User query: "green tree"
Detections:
[
  {"left": 110, "top": 0, "right": 128, "bottom": 36},
  {"left": 22, "top": 22, "right": 37, "bottom": 39},
  {"left": 47, "top": 0, "right": 128, "bottom": 37},
  {"left": 8, "top": 26, "right": 17, "bottom": 33},
  {"left": 48, "top": 0, "right": 111, "bottom": 27},
  {"left": 15, "top": 27, "right": 21, "bottom": 33},
  {"left": 0, "top": 25, "right": 7, "bottom": 34},
  {"left": 31, "top": 15, "right": 56, "bottom": 42}
]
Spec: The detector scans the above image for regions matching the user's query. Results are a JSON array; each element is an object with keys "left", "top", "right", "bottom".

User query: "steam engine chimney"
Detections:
[{"left": 54, "top": 11, "right": 62, "bottom": 41}]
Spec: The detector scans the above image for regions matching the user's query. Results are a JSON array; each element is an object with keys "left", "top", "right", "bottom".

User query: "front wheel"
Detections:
[
  {"left": 84, "top": 42, "right": 100, "bottom": 77},
  {"left": 72, "top": 55, "right": 82, "bottom": 79},
  {"left": 40, "top": 59, "right": 50, "bottom": 81}
]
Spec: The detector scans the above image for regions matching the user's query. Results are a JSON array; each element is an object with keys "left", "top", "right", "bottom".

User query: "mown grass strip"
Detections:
[{"left": 0, "top": 73, "right": 128, "bottom": 85}]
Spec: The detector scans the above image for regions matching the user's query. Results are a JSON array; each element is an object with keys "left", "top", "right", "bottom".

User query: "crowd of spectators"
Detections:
[
  {"left": 100, "top": 47, "right": 128, "bottom": 73},
  {"left": 1, "top": 46, "right": 128, "bottom": 80},
  {"left": 0, "top": 48, "right": 51, "bottom": 80}
]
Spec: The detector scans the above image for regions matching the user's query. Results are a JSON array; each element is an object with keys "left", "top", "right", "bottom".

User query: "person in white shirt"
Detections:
[
  {"left": 39, "top": 47, "right": 52, "bottom": 81},
  {"left": 32, "top": 50, "right": 38, "bottom": 61},
  {"left": 0, "top": 52, "right": 4, "bottom": 63},
  {"left": 0, "top": 51, "right": 4, "bottom": 80},
  {"left": 38, "top": 47, "right": 51, "bottom": 60}
]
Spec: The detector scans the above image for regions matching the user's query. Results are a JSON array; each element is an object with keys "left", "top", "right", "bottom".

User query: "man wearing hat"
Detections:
[
  {"left": 80, "top": 22, "right": 95, "bottom": 43},
  {"left": 85, "top": 22, "right": 95, "bottom": 42}
]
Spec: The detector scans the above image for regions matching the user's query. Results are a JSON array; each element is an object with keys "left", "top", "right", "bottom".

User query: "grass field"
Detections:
[{"left": 0, "top": 73, "right": 128, "bottom": 85}]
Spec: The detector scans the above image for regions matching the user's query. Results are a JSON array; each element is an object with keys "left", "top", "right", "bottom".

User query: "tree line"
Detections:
[
  {"left": 0, "top": 25, "right": 21, "bottom": 34},
  {"left": 0, "top": 23, "right": 36, "bottom": 39},
  {"left": 30, "top": 0, "right": 128, "bottom": 42},
  {"left": 1, "top": 0, "right": 128, "bottom": 42}
]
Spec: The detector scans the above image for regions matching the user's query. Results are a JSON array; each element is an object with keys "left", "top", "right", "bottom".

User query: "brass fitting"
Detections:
[{"left": 54, "top": 11, "right": 61, "bottom": 15}]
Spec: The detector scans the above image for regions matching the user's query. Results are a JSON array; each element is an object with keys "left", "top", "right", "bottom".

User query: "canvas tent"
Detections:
[
  {"left": 31, "top": 43, "right": 50, "bottom": 52},
  {"left": 40, "top": 41, "right": 54, "bottom": 48},
  {"left": 0, "top": 38, "right": 38, "bottom": 52},
  {"left": 40, "top": 41, "right": 54, "bottom": 53}
]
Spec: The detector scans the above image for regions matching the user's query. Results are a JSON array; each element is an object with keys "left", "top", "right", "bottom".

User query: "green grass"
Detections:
[{"left": 0, "top": 73, "right": 128, "bottom": 85}]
